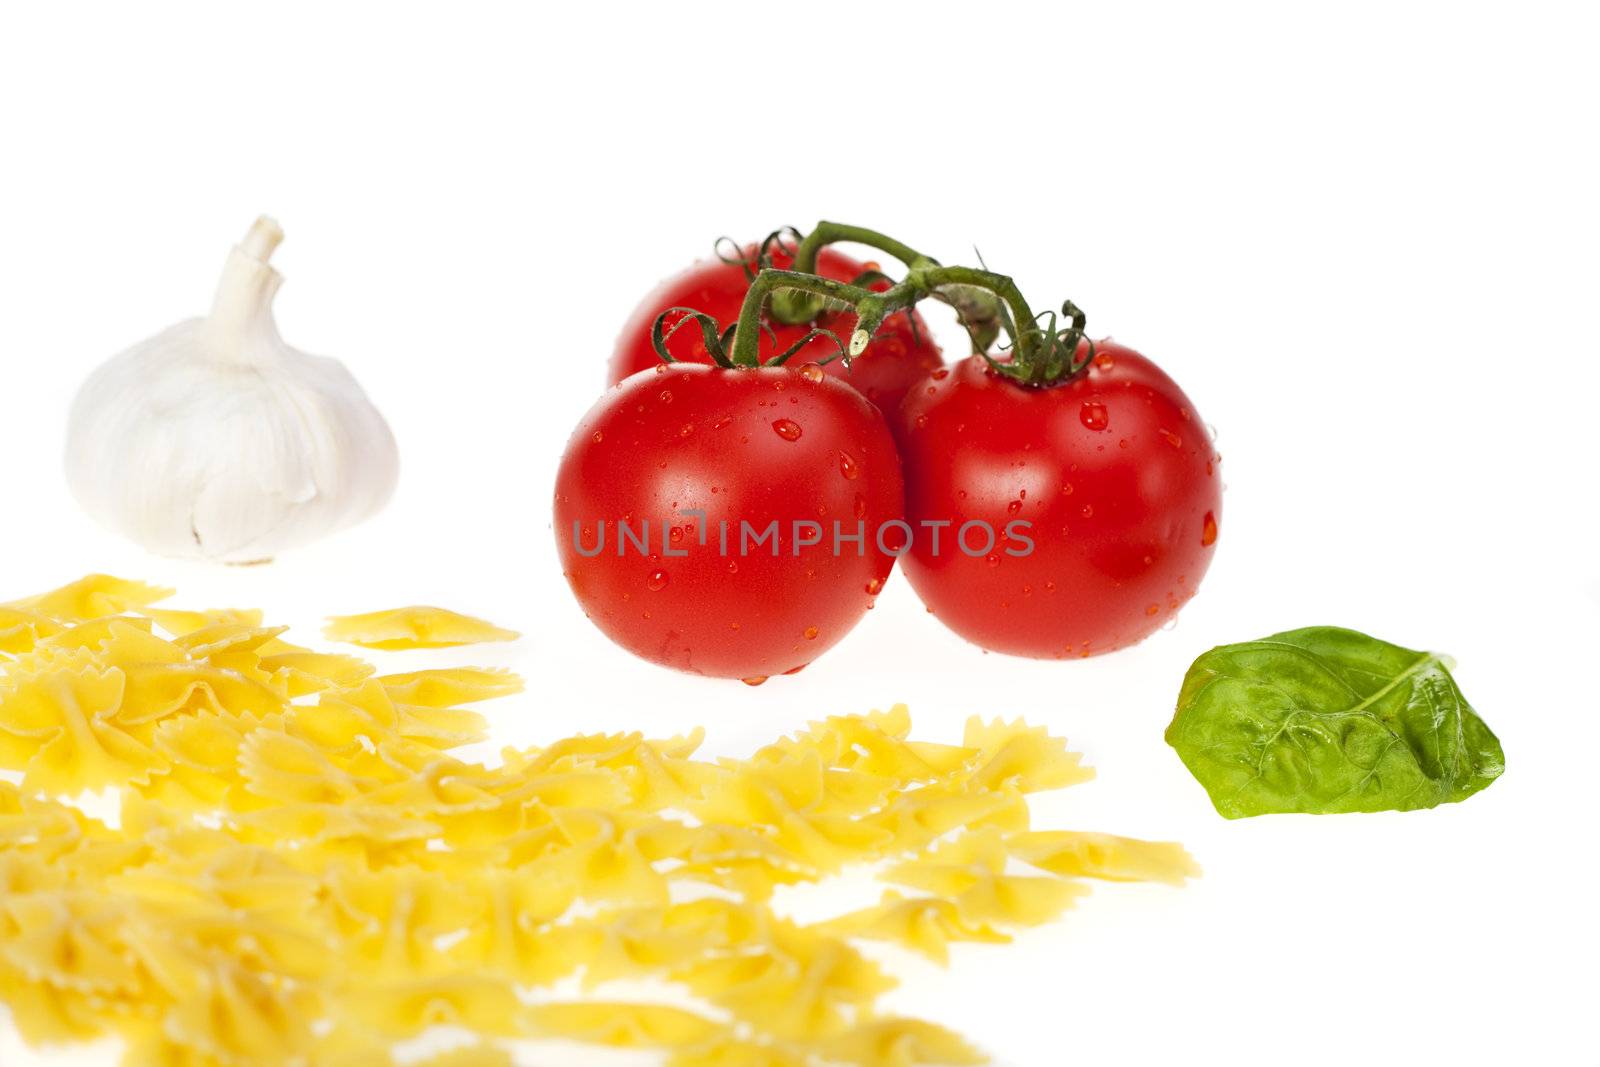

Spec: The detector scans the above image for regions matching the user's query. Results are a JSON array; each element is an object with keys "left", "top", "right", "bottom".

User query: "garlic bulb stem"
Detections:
[
  {"left": 207, "top": 216, "right": 286, "bottom": 364},
  {"left": 238, "top": 215, "right": 284, "bottom": 260}
]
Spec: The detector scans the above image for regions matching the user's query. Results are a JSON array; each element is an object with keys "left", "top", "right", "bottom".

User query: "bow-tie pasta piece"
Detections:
[
  {"left": 376, "top": 668, "right": 524, "bottom": 706},
  {"left": 140, "top": 713, "right": 264, "bottom": 810},
  {"left": 7, "top": 574, "right": 173, "bottom": 622},
  {"left": 412, "top": 1046, "right": 514, "bottom": 1067},
  {"left": 816, "top": 890, "right": 1010, "bottom": 965},
  {"left": 341, "top": 974, "right": 524, "bottom": 1039},
  {"left": 248, "top": 651, "right": 375, "bottom": 697},
  {"left": 160, "top": 957, "right": 315, "bottom": 1066},
  {"left": 0, "top": 608, "right": 68, "bottom": 655},
  {"left": 174, "top": 623, "right": 290, "bottom": 660},
  {"left": 524, "top": 1001, "right": 724, "bottom": 1048},
  {"left": 143, "top": 607, "right": 265, "bottom": 638},
  {"left": 962, "top": 716, "right": 1095, "bottom": 794},
  {"left": 0, "top": 893, "right": 142, "bottom": 995},
  {"left": 870, "top": 782, "right": 1029, "bottom": 855},
  {"left": 819, "top": 1017, "right": 988, "bottom": 1067},
  {"left": 323, "top": 606, "right": 518, "bottom": 650},
  {"left": 674, "top": 918, "right": 896, "bottom": 1042},
  {"left": 115, "top": 661, "right": 287, "bottom": 726},
  {"left": 1007, "top": 830, "right": 1200, "bottom": 885},
  {"left": 0, "top": 652, "right": 169, "bottom": 793},
  {"left": 47, "top": 618, "right": 178, "bottom": 665}
]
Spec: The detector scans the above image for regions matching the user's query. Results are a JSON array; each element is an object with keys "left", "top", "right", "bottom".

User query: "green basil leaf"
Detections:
[{"left": 1165, "top": 626, "right": 1505, "bottom": 818}]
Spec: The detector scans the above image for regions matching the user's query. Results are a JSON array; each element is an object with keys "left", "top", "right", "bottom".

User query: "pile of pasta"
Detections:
[{"left": 0, "top": 576, "right": 1196, "bottom": 1067}]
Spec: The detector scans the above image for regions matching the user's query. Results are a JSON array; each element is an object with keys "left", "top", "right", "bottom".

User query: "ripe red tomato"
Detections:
[
  {"left": 608, "top": 246, "right": 944, "bottom": 411},
  {"left": 555, "top": 363, "right": 904, "bottom": 681},
  {"left": 892, "top": 344, "right": 1221, "bottom": 658}
]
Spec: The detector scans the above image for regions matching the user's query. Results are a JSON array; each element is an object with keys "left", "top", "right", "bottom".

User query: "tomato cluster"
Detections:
[{"left": 554, "top": 233, "right": 1222, "bottom": 680}]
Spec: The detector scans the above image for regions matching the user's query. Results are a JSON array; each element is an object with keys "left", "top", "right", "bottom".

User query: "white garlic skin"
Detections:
[{"left": 65, "top": 218, "right": 399, "bottom": 563}]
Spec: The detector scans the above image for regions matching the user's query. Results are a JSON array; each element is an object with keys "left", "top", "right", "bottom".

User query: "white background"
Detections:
[{"left": 2, "top": 2, "right": 1597, "bottom": 1064}]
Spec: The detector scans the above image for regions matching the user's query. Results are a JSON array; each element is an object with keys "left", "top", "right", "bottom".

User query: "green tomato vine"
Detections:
[{"left": 650, "top": 221, "right": 1096, "bottom": 387}]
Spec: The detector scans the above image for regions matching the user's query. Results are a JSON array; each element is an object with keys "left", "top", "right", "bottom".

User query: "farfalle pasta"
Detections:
[
  {"left": 0, "top": 575, "right": 1197, "bottom": 1067},
  {"left": 322, "top": 605, "right": 519, "bottom": 650}
]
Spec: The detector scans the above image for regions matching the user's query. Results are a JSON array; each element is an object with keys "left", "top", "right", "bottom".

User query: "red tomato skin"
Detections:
[
  {"left": 608, "top": 247, "right": 944, "bottom": 412},
  {"left": 892, "top": 346, "right": 1222, "bottom": 658},
  {"left": 555, "top": 363, "right": 904, "bottom": 680}
]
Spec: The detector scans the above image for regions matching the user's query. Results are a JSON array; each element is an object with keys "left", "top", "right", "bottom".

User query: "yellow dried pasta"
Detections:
[
  {"left": 376, "top": 667, "right": 523, "bottom": 706},
  {"left": 524, "top": 1001, "right": 724, "bottom": 1047},
  {"left": 0, "top": 574, "right": 1197, "bottom": 1067},
  {"left": 6, "top": 573, "right": 173, "bottom": 621},
  {"left": 323, "top": 606, "right": 520, "bottom": 650},
  {"left": 814, "top": 890, "right": 1011, "bottom": 964},
  {"left": 413, "top": 1047, "right": 515, "bottom": 1067}
]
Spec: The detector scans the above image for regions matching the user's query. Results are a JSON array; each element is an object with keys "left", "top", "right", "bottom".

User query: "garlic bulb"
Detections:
[{"left": 65, "top": 217, "right": 399, "bottom": 563}]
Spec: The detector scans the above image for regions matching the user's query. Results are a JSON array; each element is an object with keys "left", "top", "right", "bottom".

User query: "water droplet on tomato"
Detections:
[
  {"left": 1079, "top": 401, "right": 1109, "bottom": 431},
  {"left": 646, "top": 570, "right": 669, "bottom": 591},
  {"left": 783, "top": 663, "right": 808, "bottom": 675},
  {"left": 914, "top": 414, "right": 929, "bottom": 429},
  {"left": 803, "top": 626, "right": 819, "bottom": 640},
  {"left": 727, "top": 560, "right": 739, "bottom": 574},
  {"left": 986, "top": 553, "right": 1001, "bottom": 567},
  {"left": 1007, "top": 499, "right": 1022, "bottom": 515},
  {"left": 839, "top": 451, "right": 860, "bottom": 479},
  {"left": 730, "top": 621, "right": 740, "bottom": 631},
  {"left": 591, "top": 430, "right": 604, "bottom": 443},
  {"left": 1094, "top": 351, "right": 1115, "bottom": 371},
  {"left": 854, "top": 494, "right": 867, "bottom": 519},
  {"left": 680, "top": 423, "right": 694, "bottom": 437},
  {"left": 712, "top": 414, "right": 733, "bottom": 430},
  {"left": 669, "top": 526, "right": 684, "bottom": 544},
  {"left": 1060, "top": 483, "right": 1074, "bottom": 496},
  {"left": 659, "top": 390, "right": 673, "bottom": 403},
  {"left": 1201, "top": 512, "right": 1218, "bottom": 546},
  {"left": 798, "top": 362, "right": 825, "bottom": 383},
  {"left": 1160, "top": 429, "right": 1182, "bottom": 449},
  {"left": 742, "top": 675, "right": 769, "bottom": 687},
  {"left": 865, "top": 578, "right": 882, "bottom": 595},
  {"left": 654, "top": 363, "right": 669, "bottom": 374},
  {"left": 1081, "top": 504, "right": 1094, "bottom": 519},
  {"left": 1145, "top": 603, "right": 1160, "bottom": 617},
  {"left": 772, "top": 418, "right": 803, "bottom": 441},
  {"left": 931, "top": 367, "right": 950, "bottom": 380}
]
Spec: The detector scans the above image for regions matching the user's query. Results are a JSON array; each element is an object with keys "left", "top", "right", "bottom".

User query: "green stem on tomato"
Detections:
[
  {"left": 772, "top": 223, "right": 1013, "bottom": 357},
  {"left": 843, "top": 265, "right": 1031, "bottom": 362},
  {"left": 770, "top": 221, "right": 942, "bottom": 326},
  {"left": 721, "top": 226, "right": 1094, "bottom": 387},
  {"left": 790, "top": 221, "right": 940, "bottom": 275},
  {"left": 730, "top": 270, "right": 875, "bottom": 367}
]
